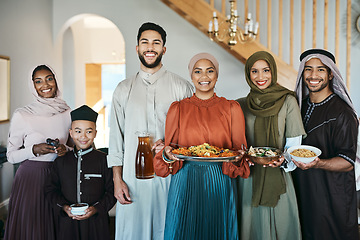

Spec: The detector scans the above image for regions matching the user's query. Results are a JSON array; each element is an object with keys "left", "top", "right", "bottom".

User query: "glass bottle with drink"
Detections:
[{"left": 135, "top": 132, "right": 155, "bottom": 179}]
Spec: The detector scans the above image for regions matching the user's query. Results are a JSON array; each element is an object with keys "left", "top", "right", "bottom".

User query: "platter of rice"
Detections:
[{"left": 171, "top": 143, "right": 239, "bottom": 162}]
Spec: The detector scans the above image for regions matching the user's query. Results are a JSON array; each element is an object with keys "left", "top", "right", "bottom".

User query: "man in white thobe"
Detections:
[{"left": 107, "top": 22, "right": 193, "bottom": 240}]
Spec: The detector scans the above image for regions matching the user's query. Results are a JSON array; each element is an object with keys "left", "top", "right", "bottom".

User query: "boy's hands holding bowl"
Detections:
[
  {"left": 63, "top": 203, "right": 97, "bottom": 220},
  {"left": 71, "top": 206, "right": 97, "bottom": 220}
]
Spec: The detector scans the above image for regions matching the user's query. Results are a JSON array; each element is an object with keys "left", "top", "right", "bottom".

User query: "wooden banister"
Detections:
[
  {"left": 161, "top": 0, "right": 297, "bottom": 90},
  {"left": 161, "top": 0, "right": 352, "bottom": 91}
]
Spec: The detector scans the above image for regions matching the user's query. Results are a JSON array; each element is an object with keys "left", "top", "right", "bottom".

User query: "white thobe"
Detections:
[{"left": 107, "top": 66, "right": 193, "bottom": 240}]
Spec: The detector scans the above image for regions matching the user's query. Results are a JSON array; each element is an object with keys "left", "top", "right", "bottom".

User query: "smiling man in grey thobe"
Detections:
[{"left": 107, "top": 22, "right": 193, "bottom": 240}]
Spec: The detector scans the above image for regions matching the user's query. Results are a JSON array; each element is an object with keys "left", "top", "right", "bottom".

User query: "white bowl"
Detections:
[
  {"left": 287, "top": 145, "right": 322, "bottom": 163},
  {"left": 70, "top": 203, "right": 89, "bottom": 215}
]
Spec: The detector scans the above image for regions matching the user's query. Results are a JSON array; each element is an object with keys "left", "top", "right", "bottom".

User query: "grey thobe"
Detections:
[{"left": 107, "top": 66, "right": 193, "bottom": 240}]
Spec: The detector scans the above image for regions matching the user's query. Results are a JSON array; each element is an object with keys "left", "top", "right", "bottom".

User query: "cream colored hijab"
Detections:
[
  {"left": 188, "top": 52, "right": 219, "bottom": 77},
  {"left": 21, "top": 65, "right": 70, "bottom": 116}
]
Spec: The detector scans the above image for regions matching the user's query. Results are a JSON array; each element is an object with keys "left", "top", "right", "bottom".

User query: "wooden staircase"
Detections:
[{"left": 161, "top": 0, "right": 298, "bottom": 90}]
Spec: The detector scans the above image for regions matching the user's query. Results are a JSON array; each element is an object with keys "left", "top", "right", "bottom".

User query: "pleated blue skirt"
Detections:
[{"left": 164, "top": 161, "right": 238, "bottom": 240}]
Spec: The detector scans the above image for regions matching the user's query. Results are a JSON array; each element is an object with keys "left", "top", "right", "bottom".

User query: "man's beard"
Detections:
[
  {"left": 138, "top": 51, "right": 163, "bottom": 69},
  {"left": 305, "top": 78, "right": 329, "bottom": 93}
]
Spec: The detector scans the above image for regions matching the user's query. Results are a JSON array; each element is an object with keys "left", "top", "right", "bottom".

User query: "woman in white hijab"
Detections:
[{"left": 4, "top": 65, "right": 72, "bottom": 240}]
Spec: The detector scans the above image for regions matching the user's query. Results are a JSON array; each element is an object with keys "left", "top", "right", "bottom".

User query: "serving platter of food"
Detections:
[
  {"left": 171, "top": 143, "right": 239, "bottom": 162},
  {"left": 245, "top": 146, "right": 282, "bottom": 165}
]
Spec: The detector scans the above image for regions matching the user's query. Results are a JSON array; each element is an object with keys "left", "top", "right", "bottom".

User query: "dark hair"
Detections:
[
  {"left": 137, "top": 22, "right": 167, "bottom": 46},
  {"left": 32, "top": 65, "right": 55, "bottom": 81}
]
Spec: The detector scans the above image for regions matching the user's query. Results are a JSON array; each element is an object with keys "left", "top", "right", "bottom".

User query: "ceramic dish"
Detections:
[
  {"left": 70, "top": 203, "right": 89, "bottom": 216},
  {"left": 287, "top": 145, "right": 321, "bottom": 163}
]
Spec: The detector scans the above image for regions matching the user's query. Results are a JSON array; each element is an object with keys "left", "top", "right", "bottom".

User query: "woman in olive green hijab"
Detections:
[{"left": 236, "top": 51, "right": 305, "bottom": 240}]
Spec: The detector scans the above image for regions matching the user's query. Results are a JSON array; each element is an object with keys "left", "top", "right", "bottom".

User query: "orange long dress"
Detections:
[{"left": 154, "top": 94, "right": 249, "bottom": 240}]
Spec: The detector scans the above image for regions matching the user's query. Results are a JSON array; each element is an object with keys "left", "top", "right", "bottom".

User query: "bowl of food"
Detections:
[
  {"left": 70, "top": 203, "right": 89, "bottom": 215},
  {"left": 287, "top": 145, "right": 321, "bottom": 163},
  {"left": 246, "top": 146, "right": 282, "bottom": 165}
]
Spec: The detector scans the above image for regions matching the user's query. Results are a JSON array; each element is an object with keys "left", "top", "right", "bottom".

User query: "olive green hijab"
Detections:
[{"left": 245, "top": 51, "right": 295, "bottom": 207}]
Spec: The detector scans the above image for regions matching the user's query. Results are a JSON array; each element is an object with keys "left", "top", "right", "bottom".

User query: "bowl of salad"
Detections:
[{"left": 246, "top": 146, "right": 282, "bottom": 165}]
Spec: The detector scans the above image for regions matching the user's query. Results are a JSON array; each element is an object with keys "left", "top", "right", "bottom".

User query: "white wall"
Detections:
[
  {"left": 68, "top": 17, "right": 125, "bottom": 108},
  {"left": 0, "top": 0, "right": 55, "bottom": 146},
  {"left": 350, "top": 45, "right": 360, "bottom": 115}
]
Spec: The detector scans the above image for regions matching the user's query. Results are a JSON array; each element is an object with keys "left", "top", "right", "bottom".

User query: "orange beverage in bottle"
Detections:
[{"left": 135, "top": 135, "right": 155, "bottom": 179}]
